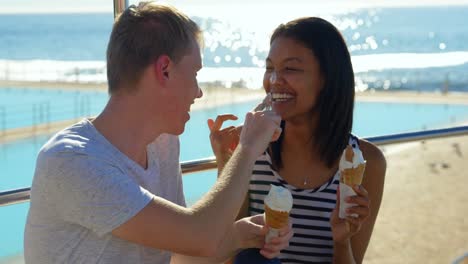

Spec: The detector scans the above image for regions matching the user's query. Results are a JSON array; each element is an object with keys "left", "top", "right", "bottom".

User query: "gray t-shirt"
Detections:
[{"left": 24, "top": 119, "right": 185, "bottom": 264}]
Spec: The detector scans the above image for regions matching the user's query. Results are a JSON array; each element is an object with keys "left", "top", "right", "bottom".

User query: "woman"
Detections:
[{"left": 208, "top": 17, "right": 386, "bottom": 263}]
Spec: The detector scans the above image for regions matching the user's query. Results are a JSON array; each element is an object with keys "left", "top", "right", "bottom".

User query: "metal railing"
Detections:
[
  {"left": 1, "top": 125, "right": 467, "bottom": 207},
  {"left": 113, "top": 0, "right": 128, "bottom": 18}
]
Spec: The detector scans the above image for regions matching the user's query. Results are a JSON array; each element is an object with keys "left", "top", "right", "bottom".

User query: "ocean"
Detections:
[{"left": 1, "top": 6, "right": 468, "bottom": 91}]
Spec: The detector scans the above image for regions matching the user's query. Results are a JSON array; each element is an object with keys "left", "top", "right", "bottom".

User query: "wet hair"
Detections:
[
  {"left": 269, "top": 17, "right": 355, "bottom": 169},
  {"left": 106, "top": 1, "right": 202, "bottom": 94}
]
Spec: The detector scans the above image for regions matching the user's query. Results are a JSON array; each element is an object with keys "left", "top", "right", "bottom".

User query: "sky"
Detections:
[{"left": 1, "top": 0, "right": 468, "bottom": 14}]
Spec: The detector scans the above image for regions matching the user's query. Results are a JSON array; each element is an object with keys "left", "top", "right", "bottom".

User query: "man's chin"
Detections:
[{"left": 168, "top": 125, "right": 186, "bottom": 136}]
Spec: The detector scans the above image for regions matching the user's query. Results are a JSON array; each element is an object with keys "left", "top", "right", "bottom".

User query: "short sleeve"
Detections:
[
  {"left": 176, "top": 165, "right": 186, "bottom": 207},
  {"left": 45, "top": 153, "right": 153, "bottom": 237}
]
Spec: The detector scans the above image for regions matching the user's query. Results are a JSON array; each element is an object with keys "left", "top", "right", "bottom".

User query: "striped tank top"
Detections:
[{"left": 248, "top": 136, "right": 360, "bottom": 263}]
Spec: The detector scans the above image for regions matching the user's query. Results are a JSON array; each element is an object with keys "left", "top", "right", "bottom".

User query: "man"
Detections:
[{"left": 24, "top": 2, "right": 289, "bottom": 264}]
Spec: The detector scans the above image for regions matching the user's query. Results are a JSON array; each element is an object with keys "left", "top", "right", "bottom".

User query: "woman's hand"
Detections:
[
  {"left": 207, "top": 114, "right": 242, "bottom": 165},
  {"left": 234, "top": 214, "right": 293, "bottom": 259},
  {"left": 330, "top": 185, "right": 370, "bottom": 244}
]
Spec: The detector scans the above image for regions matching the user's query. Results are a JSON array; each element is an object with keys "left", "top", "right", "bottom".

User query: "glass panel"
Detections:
[
  {"left": 2, "top": 1, "right": 468, "bottom": 263},
  {"left": 0, "top": 203, "right": 28, "bottom": 264}
]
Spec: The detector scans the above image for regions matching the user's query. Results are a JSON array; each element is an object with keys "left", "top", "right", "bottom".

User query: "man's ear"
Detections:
[{"left": 154, "top": 55, "right": 171, "bottom": 83}]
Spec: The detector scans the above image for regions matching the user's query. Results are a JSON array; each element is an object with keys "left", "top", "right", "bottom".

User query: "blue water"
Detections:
[
  {"left": 1, "top": 7, "right": 468, "bottom": 91},
  {"left": 0, "top": 13, "right": 113, "bottom": 61},
  {"left": 1, "top": 8, "right": 468, "bottom": 61},
  {"left": 0, "top": 87, "right": 107, "bottom": 129}
]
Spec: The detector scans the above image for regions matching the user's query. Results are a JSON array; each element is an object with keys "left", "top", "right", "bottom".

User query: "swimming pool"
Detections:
[
  {"left": 1, "top": 89, "right": 468, "bottom": 259},
  {"left": 0, "top": 87, "right": 108, "bottom": 130}
]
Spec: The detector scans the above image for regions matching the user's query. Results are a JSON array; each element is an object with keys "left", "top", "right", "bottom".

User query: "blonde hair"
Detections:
[{"left": 106, "top": 1, "right": 202, "bottom": 94}]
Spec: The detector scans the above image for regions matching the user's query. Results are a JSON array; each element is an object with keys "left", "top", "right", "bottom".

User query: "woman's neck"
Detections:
[{"left": 282, "top": 116, "right": 318, "bottom": 155}]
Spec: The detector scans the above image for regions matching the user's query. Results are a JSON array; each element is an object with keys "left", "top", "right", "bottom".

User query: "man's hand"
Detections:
[
  {"left": 239, "top": 99, "right": 281, "bottom": 158},
  {"left": 234, "top": 214, "right": 293, "bottom": 259},
  {"left": 207, "top": 94, "right": 281, "bottom": 164}
]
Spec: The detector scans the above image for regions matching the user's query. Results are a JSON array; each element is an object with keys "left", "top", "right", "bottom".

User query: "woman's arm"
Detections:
[
  {"left": 332, "top": 140, "right": 386, "bottom": 263},
  {"left": 350, "top": 140, "right": 386, "bottom": 263},
  {"left": 207, "top": 114, "right": 242, "bottom": 175}
]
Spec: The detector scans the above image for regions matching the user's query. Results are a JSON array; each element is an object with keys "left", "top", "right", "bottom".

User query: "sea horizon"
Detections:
[{"left": 1, "top": 6, "right": 468, "bottom": 92}]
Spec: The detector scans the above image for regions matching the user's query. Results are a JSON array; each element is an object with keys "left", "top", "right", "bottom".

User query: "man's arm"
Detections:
[
  {"left": 112, "top": 111, "right": 282, "bottom": 257},
  {"left": 170, "top": 214, "right": 293, "bottom": 264},
  {"left": 169, "top": 216, "right": 260, "bottom": 264},
  {"left": 112, "top": 145, "right": 256, "bottom": 256}
]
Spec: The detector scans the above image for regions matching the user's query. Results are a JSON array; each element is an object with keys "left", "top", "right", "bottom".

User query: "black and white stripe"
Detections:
[{"left": 249, "top": 153, "right": 339, "bottom": 264}]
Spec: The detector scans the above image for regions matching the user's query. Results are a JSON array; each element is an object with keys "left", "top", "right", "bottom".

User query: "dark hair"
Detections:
[
  {"left": 106, "top": 1, "right": 202, "bottom": 94},
  {"left": 269, "top": 17, "right": 355, "bottom": 169}
]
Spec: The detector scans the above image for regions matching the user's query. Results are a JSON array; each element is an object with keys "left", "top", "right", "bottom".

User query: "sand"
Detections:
[{"left": 365, "top": 135, "right": 468, "bottom": 264}]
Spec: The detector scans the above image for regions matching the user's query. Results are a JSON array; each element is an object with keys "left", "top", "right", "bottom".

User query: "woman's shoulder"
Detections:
[
  {"left": 357, "top": 139, "right": 387, "bottom": 192},
  {"left": 358, "top": 139, "right": 386, "bottom": 167}
]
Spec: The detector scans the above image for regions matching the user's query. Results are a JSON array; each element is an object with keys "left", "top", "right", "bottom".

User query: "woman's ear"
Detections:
[{"left": 154, "top": 55, "right": 171, "bottom": 83}]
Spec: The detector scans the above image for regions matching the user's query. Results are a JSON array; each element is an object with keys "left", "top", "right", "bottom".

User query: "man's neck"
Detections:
[{"left": 92, "top": 96, "right": 163, "bottom": 169}]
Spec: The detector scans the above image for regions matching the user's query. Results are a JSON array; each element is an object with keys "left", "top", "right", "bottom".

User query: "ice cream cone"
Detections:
[
  {"left": 263, "top": 185, "right": 293, "bottom": 242},
  {"left": 341, "top": 163, "right": 366, "bottom": 186},
  {"left": 338, "top": 144, "right": 367, "bottom": 219},
  {"left": 264, "top": 204, "right": 290, "bottom": 229}
]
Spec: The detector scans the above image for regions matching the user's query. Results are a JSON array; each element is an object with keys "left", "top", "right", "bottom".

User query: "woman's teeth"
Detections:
[{"left": 271, "top": 93, "right": 294, "bottom": 102}]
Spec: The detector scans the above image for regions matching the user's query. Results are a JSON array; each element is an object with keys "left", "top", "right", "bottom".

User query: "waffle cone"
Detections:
[
  {"left": 264, "top": 204, "right": 289, "bottom": 229},
  {"left": 341, "top": 163, "right": 366, "bottom": 186}
]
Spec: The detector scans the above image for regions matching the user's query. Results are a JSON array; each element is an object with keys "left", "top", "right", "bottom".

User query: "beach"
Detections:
[{"left": 365, "top": 135, "right": 468, "bottom": 264}]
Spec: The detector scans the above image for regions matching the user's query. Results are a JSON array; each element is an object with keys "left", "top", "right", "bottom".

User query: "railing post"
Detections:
[
  {"left": 39, "top": 102, "right": 44, "bottom": 127},
  {"left": 0, "top": 106, "right": 5, "bottom": 139},
  {"left": 443, "top": 72, "right": 450, "bottom": 94},
  {"left": 46, "top": 101, "right": 51, "bottom": 132},
  {"left": 113, "top": 0, "right": 128, "bottom": 19},
  {"left": 86, "top": 95, "right": 91, "bottom": 117},
  {"left": 80, "top": 95, "right": 85, "bottom": 117},
  {"left": 32, "top": 103, "right": 37, "bottom": 135},
  {"left": 74, "top": 93, "right": 79, "bottom": 120}
]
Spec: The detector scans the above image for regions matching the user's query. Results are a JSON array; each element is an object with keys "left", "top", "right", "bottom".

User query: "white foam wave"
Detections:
[
  {"left": 0, "top": 59, "right": 106, "bottom": 83},
  {"left": 352, "top": 51, "right": 468, "bottom": 72},
  {"left": 1, "top": 51, "right": 467, "bottom": 89}
]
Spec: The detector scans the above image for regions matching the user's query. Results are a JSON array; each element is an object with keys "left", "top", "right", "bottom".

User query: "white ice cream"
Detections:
[
  {"left": 339, "top": 146, "right": 365, "bottom": 170},
  {"left": 264, "top": 185, "right": 293, "bottom": 242},
  {"left": 339, "top": 146, "right": 366, "bottom": 219},
  {"left": 264, "top": 185, "right": 293, "bottom": 212}
]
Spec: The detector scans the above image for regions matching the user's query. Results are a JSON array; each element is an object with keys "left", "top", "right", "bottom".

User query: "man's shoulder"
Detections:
[{"left": 39, "top": 119, "right": 103, "bottom": 160}]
